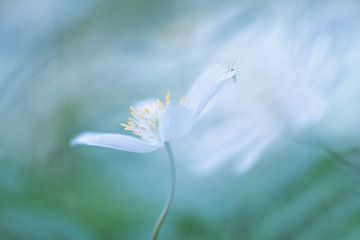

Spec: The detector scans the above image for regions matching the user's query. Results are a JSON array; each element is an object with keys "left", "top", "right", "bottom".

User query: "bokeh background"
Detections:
[{"left": 1, "top": 0, "right": 360, "bottom": 239}]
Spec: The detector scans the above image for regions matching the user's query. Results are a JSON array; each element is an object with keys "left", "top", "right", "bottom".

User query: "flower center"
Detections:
[{"left": 121, "top": 92, "right": 187, "bottom": 143}]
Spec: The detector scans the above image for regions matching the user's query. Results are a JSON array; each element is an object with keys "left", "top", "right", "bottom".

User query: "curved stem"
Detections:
[{"left": 151, "top": 142, "right": 176, "bottom": 240}]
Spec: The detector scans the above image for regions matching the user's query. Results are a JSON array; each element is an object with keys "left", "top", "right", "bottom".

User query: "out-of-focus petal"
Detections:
[
  {"left": 278, "top": 84, "right": 328, "bottom": 129},
  {"left": 159, "top": 105, "right": 194, "bottom": 142},
  {"left": 233, "top": 132, "right": 278, "bottom": 174},
  {"left": 71, "top": 132, "right": 162, "bottom": 153},
  {"left": 192, "top": 135, "right": 257, "bottom": 174},
  {"left": 191, "top": 115, "right": 279, "bottom": 175}
]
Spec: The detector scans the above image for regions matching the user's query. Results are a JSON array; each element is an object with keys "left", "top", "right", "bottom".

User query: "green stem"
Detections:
[{"left": 151, "top": 142, "right": 176, "bottom": 240}]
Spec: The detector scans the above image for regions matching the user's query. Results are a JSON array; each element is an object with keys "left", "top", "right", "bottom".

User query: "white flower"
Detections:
[{"left": 71, "top": 66, "right": 236, "bottom": 153}]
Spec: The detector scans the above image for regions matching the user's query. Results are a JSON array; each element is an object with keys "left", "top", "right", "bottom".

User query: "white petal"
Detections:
[
  {"left": 71, "top": 132, "right": 161, "bottom": 153},
  {"left": 159, "top": 106, "right": 194, "bottom": 142},
  {"left": 186, "top": 65, "right": 226, "bottom": 102},
  {"left": 194, "top": 72, "right": 235, "bottom": 119},
  {"left": 188, "top": 66, "right": 236, "bottom": 120}
]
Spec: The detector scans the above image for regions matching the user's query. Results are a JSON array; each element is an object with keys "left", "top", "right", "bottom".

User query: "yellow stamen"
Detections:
[
  {"left": 131, "top": 111, "right": 144, "bottom": 119},
  {"left": 157, "top": 99, "right": 164, "bottom": 109},
  {"left": 165, "top": 92, "right": 171, "bottom": 105},
  {"left": 121, "top": 123, "right": 132, "bottom": 131},
  {"left": 121, "top": 93, "right": 186, "bottom": 142}
]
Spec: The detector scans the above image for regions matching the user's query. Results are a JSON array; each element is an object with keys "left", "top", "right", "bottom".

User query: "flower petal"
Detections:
[
  {"left": 186, "top": 65, "right": 227, "bottom": 103},
  {"left": 71, "top": 132, "right": 162, "bottom": 153},
  {"left": 193, "top": 70, "right": 236, "bottom": 119},
  {"left": 233, "top": 131, "right": 278, "bottom": 174},
  {"left": 159, "top": 105, "right": 194, "bottom": 142}
]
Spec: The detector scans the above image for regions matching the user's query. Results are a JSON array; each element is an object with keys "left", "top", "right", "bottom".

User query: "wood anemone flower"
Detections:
[
  {"left": 70, "top": 65, "right": 236, "bottom": 240},
  {"left": 71, "top": 67, "right": 236, "bottom": 152}
]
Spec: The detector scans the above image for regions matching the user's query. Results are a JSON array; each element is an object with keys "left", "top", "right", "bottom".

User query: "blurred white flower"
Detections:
[
  {"left": 71, "top": 66, "right": 236, "bottom": 153},
  {"left": 191, "top": 26, "right": 331, "bottom": 175}
]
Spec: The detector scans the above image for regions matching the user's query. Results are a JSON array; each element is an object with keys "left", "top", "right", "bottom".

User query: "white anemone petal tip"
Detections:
[{"left": 70, "top": 132, "right": 161, "bottom": 153}]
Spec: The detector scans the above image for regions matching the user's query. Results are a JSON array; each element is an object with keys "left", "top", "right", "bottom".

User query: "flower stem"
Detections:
[{"left": 151, "top": 142, "right": 175, "bottom": 240}]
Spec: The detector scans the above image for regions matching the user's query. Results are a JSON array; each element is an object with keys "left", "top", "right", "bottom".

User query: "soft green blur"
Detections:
[{"left": 1, "top": 0, "right": 360, "bottom": 239}]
